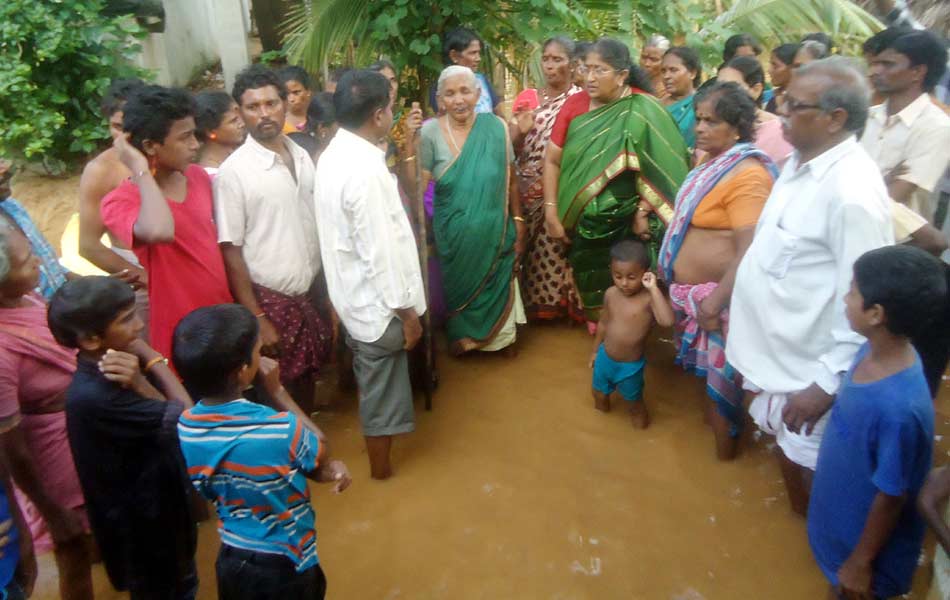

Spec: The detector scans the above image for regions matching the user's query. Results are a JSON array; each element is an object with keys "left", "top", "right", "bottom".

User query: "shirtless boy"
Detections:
[
  {"left": 78, "top": 79, "right": 147, "bottom": 287},
  {"left": 589, "top": 240, "right": 674, "bottom": 428}
]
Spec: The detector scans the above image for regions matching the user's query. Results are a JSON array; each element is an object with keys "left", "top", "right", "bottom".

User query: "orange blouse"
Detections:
[{"left": 690, "top": 163, "right": 773, "bottom": 230}]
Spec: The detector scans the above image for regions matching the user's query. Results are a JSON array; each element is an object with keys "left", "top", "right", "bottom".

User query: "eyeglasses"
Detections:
[
  {"left": 784, "top": 96, "right": 822, "bottom": 113},
  {"left": 576, "top": 65, "right": 617, "bottom": 77}
]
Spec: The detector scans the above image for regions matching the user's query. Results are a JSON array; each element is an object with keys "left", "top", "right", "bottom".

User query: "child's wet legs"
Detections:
[
  {"left": 778, "top": 447, "right": 813, "bottom": 517},
  {"left": 627, "top": 398, "right": 650, "bottom": 429},
  {"left": 593, "top": 388, "right": 610, "bottom": 412}
]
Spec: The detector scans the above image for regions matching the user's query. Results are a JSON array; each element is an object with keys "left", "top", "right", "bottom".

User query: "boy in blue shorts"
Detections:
[
  {"left": 589, "top": 240, "right": 674, "bottom": 428},
  {"left": 173, "top": 304, "right": 351, "bottom": 600},
  {"left": 808, "top": 246, "right": 945, "bottom": 599}
]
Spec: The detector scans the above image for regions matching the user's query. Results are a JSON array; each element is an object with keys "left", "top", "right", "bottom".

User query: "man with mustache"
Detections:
[
  {"left": 861, "top": 29, "right": 950, "bottom": 223},
  {"left": 213, "top": 65, "right": 331, "bottom": 413}
]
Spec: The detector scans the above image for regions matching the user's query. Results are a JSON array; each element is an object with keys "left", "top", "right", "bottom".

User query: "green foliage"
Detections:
[
  {"left": 283, "top": 0, "right": 605, "bottom": 104},
  {"left": 0, "top": 0, "right": 151, "bottom": 174},
  {"left": 258, "top": 49, "right": 288, "bottom": 67},
  {"left": 282, "top": 0, "right": 882, "bottom": 106}
]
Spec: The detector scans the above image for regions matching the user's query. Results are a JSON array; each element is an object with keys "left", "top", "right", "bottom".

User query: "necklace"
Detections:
[{"left": 445, "top": 117, "right": 473, "bottom": 154}]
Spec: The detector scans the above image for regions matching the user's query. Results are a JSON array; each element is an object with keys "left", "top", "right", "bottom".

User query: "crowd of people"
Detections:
[{"left": 2, "top": 0, "right": 950, "bottom": 597}]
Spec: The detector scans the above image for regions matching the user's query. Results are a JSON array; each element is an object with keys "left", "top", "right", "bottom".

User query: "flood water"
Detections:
[{"left": 33, "top": 323, "right": 950, "bottom": 599}]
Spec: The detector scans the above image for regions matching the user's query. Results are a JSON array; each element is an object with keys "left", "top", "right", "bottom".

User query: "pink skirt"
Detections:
[{"left": 13, "top": 411, "right": 89, "bottom": 554}]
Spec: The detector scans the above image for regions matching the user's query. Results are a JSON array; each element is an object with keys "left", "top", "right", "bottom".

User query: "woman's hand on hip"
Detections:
[
  {"left": 697, "top": 296, "right": 722, "bottom": 332},
  {"left": 544, "top": 215, "right": 570, "bottom": 245},
  {"left": 633, "top": 205, "right": 651, "bottom": 240}
]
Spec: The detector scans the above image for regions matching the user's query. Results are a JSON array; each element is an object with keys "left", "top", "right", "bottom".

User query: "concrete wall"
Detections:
[{"left": 134, "top": 0, "right": 250, "bottom": 90}]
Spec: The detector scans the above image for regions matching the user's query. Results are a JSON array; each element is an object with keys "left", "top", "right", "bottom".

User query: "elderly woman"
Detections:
[
  {"left": 0, "top": 224, "right": 94, "bottom": 599},
  {"left": 543, "top": 37, "right": 690, "bottom": 327},
  {"left": 511, "top": 36, "right": 583, "bottom": 322},
  {"left": 717, "top": 56, "right": 794, "bottom": 167},
  {"left": 0, "top": 158, "right": 71, "bottom": 300},
  {"left": 657, "top": 82, "right": 778, "bottom": 460},
  {"left": 639, "top": 34, "right": 671, "bottom": 101},
  {"left": 792, "top": 39, "right": 830, "bottom": 68},
  {"left": 420, "top": 66, "right": 526, "bottom": 354},
  {"left": 662, "top": 46, "right": 703, "bottom": 150}
]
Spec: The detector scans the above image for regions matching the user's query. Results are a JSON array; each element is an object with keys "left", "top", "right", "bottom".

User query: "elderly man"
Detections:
[
  {"left": 214, "top": 65, "right": 331, "bottom": 413},
  {"left": 726, "top": 57, "right": 894, "bottom": 516},
  {"left": 315, "top": 70, "right": 425, "bottom": 480},
  {"left": 862, "top": 29, "right": 950, "bottom": 223}
]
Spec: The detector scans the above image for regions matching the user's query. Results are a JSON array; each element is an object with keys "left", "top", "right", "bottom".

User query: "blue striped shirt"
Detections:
[{"left": 177, "top": 399, "right": 323, "bottom": 571}]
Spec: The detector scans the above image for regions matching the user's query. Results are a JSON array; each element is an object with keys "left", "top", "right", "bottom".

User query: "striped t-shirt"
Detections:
[{"left": 177, "top": 399, "right": 323, "bottom": 571}]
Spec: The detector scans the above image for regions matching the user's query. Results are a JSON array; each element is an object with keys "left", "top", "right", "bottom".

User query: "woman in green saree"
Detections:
[
  {"left": 544, "top": 38, "right": 690, "bottom": 327},
  {"left": 661, "top": 46, "right": 703, "bottom": 151},
  {"left": 420, "top": 66, "right": 527, "bottom": 355}
]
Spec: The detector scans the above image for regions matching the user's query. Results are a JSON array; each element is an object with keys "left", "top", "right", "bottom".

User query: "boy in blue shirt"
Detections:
[
  {"left": 808, "top": 246, "right": 946, "bottom": 599},
  {"left": 173, "top": 304, "right": 351, "bottom": 600}
]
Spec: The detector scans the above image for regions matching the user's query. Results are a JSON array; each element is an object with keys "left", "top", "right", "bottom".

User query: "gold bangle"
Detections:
[
  {"left": 544, "top": 201, "right": 556, "bottom": 207},
  {"left": 403, "top": 155, "right": 416, "bottom": 163},
  {"left": 255, "top": 312, "right": 265, "bottom": 319},
  {"left": 513, "top": 216, "right": 525, "bottom": 223},
  {"left": 143, "top": 356, "right": 167, "bottom": 373}
]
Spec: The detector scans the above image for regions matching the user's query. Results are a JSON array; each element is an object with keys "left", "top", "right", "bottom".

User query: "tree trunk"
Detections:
[{"left": 251, "top": 0, "right": 291, "bottom": 52}]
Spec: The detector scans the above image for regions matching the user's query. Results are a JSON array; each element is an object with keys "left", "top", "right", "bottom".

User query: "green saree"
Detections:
[
  {"left": 558, "top": 93, "right": 690, "bottom": 320},
  {"left": 433, "top": 113, "right": 517, "bottom": 353}
]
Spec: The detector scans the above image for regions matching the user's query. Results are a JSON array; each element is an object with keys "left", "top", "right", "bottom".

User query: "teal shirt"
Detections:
[{"left": 666, "top": 95, "right": 697, "bottom": 150}]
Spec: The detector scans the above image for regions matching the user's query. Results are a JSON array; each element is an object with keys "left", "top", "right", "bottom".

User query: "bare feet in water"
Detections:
[{"left": 629, "top": 400, "right": 650, "bottom": 429}]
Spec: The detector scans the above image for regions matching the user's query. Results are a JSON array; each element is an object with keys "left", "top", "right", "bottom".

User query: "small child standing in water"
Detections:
[
  {"left": 589, "top": 240, "right": 674, "bottom": 428},
  {"left": 807, "top": 245, "right": 948, "bottom": 600}
]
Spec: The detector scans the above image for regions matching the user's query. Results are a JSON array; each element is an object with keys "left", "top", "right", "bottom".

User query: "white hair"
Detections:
[
  {"left": 436, "top": 65, "right": 478, "bottom": 97},
  {"left": 796, "top": 56, "right": 871, "bottom": 133},
  {"left": 0, "top": 221, "right": 13, "bottom": 284},
  {"left": 645, "top": 34, "right": 670, "bottom": 51}
]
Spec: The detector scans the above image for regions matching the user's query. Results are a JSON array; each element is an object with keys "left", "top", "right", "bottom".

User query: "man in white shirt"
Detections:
[
  {"left": 214, "top": 65, "right": 331, "bottom": 412},
  {"left": 726, "top": 57, "right": 894, "bottom": 516},
  {"left": 862, "top": 29, "right": 950, "bottom": 222},
  {"left": 314, "top": 70, "right": 426, "bottom": 480}
]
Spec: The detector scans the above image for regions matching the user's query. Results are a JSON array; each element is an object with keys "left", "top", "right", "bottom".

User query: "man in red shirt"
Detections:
[{"left": 101, "top": 86, "right": 233, "bottom": 359}]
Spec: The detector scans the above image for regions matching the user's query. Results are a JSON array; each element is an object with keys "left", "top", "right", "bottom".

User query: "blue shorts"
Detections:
[{"left": 592, "top": 344, "right": 645, "bottom": 402}]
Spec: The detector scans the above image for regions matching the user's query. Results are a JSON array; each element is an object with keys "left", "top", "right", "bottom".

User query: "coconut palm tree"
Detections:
[{"left": 280, "top": 0, "right": 883, "bottom": 97}]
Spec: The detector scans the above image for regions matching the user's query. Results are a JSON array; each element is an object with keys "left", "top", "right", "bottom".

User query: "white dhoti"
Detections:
[{"left": 746, "top": 385, "right": 830, "bottom": 471}]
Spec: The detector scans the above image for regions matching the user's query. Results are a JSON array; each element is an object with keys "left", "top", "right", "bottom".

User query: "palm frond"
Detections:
[
  {"left": 282, "top": 0, "right": 372, "bottom": 73},
  {"left": 707, "top": 0, "right": 882, "bottom": 48}
]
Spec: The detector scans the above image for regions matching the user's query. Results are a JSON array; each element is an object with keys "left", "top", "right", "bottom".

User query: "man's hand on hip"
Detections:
[{"left": 783, "top": 383, "right": 834, "bottom": 436}]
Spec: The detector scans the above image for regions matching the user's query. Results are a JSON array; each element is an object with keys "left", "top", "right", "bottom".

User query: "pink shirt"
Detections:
[
  {"left": 101, "top": 165, "right": 233, "bottom": 358},
  {"left": 755, "top": 118, "right": 793, "bottom": 168},
  {"left": 0, "top": 294, "right": 75, "bottom": 422}
]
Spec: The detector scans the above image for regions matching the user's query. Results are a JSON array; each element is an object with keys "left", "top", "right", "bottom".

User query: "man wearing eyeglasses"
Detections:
[{"left": 725, "top": 57, "right": 893, "bottom": 514}]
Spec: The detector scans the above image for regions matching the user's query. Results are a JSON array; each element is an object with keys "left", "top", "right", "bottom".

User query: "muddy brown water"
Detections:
[
  {"left": 29, "top": 324, "right": 950, "bottom": 599},
  {"left": 13, "top": 174, "right": 949, "bottom": 598}
]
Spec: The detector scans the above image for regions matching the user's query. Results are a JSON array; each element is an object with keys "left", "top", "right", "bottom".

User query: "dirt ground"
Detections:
[{"left": 12, "top": 174, "right": 950, "bottom": 599}]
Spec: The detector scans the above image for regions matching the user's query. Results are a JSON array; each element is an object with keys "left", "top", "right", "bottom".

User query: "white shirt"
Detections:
[
  {"left": 214, "top": 134, "right": 320, "bottom": 296},
  {"left": 314, "top": 128, "right": 426, "bottom": 343},
  {"left": 860, "top": 93, "right": 950, "bottom": 221},
  {"left": 726, "top": 136, "right": 894, "bottom": 395}
]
